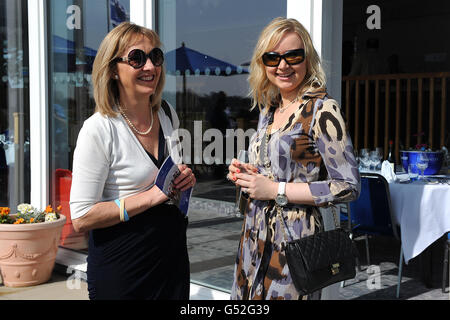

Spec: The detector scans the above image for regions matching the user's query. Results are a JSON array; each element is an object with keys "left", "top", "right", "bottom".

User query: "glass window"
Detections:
[
  {"left": 47, "top": 0, "right": 130, "bottom": 250},
  {"left": 0, "top": 0, "right": 30, "bottom": 208},
  {"left": 158, "top": 0, "right": 286, "bottom": 292}
]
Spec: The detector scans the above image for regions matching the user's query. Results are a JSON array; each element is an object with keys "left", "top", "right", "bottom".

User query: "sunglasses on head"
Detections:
[
  {"left": 114, "top": 47, "right": 164, "bottom": 69},
  {"left": 262, "top": 48, "right": 305, "bottom": 67}
]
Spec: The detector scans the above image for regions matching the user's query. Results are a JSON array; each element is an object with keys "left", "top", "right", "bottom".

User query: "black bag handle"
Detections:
[{"left": 160, "top": 100, "right": 173, "bottom": 126}]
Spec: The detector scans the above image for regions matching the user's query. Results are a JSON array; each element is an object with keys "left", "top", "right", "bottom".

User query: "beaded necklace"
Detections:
[
  {"left": 119, "top": 106, "right": 154, "bottom": 136},
  {"left": 263, "top": 114, "right": 275, "bottom": 181},
  {"left": 278, "top": 97, "right": 298, "bottom": 113}
]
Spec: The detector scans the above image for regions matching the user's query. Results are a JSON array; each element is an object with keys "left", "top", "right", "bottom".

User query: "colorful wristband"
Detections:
[
  {"left": 120, "top": 198, "right": 129, "bottom": 222},
  {"left": 114, "top": 199, "right": 124, "bottom": 222}
]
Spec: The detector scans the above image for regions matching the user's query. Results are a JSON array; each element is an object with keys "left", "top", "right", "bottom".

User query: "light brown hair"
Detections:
[{"left": 92, "top": 22, "right": 166, "bottom": 117}]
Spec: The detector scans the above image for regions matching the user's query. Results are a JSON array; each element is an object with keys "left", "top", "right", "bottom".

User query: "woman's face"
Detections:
[
  {"left": 115, "top": 35, "right": 161, "bottom": 101},
  {"left": 264, "top": 32, "right": 307, "bottom": 98}
]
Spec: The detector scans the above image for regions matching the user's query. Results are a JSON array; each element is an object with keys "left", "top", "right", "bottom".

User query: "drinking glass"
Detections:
[
  {"left": 375, "top": 147, "right": 384, "bottom": 158},
  {"left": 369, "top": 150, "right": 382, "bottom": 171},
  {"left": 234, "top": 150, "right": 249, "bottom": 217},
  {"left": 408, "top": 163, "right": 418, "bottom": 181},
  {"left": 359, "top": 148, "right": 370, "bottom": 171},
  {"left": 400, "top": 155, "right": 409, "bottom": 173},
  {"left": 360, "top": 148, "right": 369, "bottom": 159},
  {"left": 416, "top": 153, "right": 429, "bottom": 180}
]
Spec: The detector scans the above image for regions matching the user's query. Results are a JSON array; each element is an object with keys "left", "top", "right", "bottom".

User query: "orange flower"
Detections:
[
  {"left": 14, "top": 218, "right": 25, "bottom": 224},
  {"left": 0, "top": 207, "right": 10, "bottom": 216},
  {"left": 30, "top": 218, "right": 35, "bottom": 223},
  {"left": 57, "top": 205, "right": 62, "bottom": 211},
  {"left": 45, "top": 205, "right": 53, "bottom": 213}
]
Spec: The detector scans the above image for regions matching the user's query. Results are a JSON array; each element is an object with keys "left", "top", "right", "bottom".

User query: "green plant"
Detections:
[{"left": 0, "top": 203, "right": 61, "bottom": 224}]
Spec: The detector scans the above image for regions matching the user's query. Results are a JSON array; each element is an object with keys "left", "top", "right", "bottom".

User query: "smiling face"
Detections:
[
  {"left": 264, "top": 32, "right": 307, "bottom": 99},
  {"left": 115, "top": 35, "right": 162, "bottom": 101}
]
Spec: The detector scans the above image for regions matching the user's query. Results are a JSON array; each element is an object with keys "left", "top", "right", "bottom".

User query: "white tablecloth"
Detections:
[{"left": 388, "top": 179, "right": 450, "bottom": 264}]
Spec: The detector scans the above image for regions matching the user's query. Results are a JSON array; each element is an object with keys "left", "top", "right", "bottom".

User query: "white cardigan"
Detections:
[{"left": 69, "top": 103, "right": 180, "bottom": 220}]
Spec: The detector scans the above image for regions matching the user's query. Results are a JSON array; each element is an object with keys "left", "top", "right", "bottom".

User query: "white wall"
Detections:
[
  {"left": 130, "top": 0, "right": 154, "bottom": 29},
  {"left": 287, "top": 0, "right": 343, "bottom": 103},
  {"left": 28, "top": 0, "right": 49, "bottom": 210}
]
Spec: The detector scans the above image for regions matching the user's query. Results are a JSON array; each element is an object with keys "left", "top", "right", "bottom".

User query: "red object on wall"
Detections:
[{"left": 53, "top": 168, "right": 88, "bottom": 250}]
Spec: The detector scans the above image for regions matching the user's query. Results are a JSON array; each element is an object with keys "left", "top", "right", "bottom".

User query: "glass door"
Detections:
[
  {"left": 0, "top": 0, "right": 30, "bottom": 209},
  {"left": 157, "top": 0, "right": 286, "bottom": 292},
  {"left": 47, "top": 0, "right": 130, "bottom": 250}
]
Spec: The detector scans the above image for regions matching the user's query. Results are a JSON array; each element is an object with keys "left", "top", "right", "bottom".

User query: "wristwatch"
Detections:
[{"left": 275, "top": 182, "right": 288, "bottom": 207}]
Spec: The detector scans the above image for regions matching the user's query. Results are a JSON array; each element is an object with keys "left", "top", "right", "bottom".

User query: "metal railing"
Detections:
[{"left": 342, "top": 72, "right": 449, "bottom": 163}]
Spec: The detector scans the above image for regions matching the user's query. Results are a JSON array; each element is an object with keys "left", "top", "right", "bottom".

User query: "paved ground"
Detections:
[
  {"left": 187, "top": 204, "right": 449, "bottom": 300},
  {"left": 1, "top": 192, "right": 448, "bottom": 300}
]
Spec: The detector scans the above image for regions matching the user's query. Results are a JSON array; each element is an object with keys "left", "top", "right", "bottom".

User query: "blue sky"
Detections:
[
  {"left": 51, "top": 0, "right": 286, "bottom": 96},
  {"left": 162, "top": 0, "right": 286, "bottom": 96},
  {"left": 51, "top": 0, "right": 129, "bottom": 51}
]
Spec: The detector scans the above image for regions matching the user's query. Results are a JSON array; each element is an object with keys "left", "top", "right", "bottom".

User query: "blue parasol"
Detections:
[
  {"left": 165, "top": 43, "right": 248, "bottom": 116},
  {"left": 52, "top": 35, "right": 98, "bottom": 73},
  {"left": 165, "top": 42, "right": 248, "bottom": 77},
  {"left": 52, "top": 35, "right": 97, "bottom": 57}
]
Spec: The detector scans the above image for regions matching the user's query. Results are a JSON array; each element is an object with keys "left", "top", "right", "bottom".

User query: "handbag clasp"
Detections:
[{"left": 331, "top": 263, "right": 340, "bottom": 275}]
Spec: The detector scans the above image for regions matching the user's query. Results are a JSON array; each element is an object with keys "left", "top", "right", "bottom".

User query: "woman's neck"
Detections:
[
  {"left": 279, "top": 83, "right": 306, "bottom": 105},
  {"left": 279, "top": 92, "right": 299, "bottom": 107},
  {"left": 119, "top": 94, "right": 152, "bottom": 121}
]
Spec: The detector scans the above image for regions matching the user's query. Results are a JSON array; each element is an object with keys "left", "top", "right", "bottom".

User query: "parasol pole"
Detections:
[{"left": 182, "top": 42, "right": 187, "bottom": 126}]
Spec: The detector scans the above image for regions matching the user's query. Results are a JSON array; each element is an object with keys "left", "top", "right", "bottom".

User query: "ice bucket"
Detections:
[{"left": 400, "top": 150, "right": 444, "bottom": 175}]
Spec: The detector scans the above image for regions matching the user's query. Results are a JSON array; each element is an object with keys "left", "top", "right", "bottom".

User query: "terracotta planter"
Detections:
[{"left": 0, "top": 215, "right": 66, "bottom": 287}]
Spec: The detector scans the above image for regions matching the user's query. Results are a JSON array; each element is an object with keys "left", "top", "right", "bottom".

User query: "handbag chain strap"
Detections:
[
  {"left": 262, "top": 112, "right": 340, "bottom": 245},
  {"left": 275, "top": 203, "right": 340, "bottom": 250},
  {"left": 262, "top": 119, "right": 294, "bottom": 244},
  {"left": 262, "top": 119, "right": 292, "bottom": 244}
]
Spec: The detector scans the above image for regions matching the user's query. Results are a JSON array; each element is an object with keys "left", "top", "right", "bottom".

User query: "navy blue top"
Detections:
[{"left": 146, "top": 126, "right": 166, "bottom": 169}]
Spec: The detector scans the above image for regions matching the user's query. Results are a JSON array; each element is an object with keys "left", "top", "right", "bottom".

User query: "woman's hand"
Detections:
[
  {"left": 151, "top": 184, "right": 170, "bottom": 203},
  {"left": 227, "top": 158, "right": 258, "bottom": 184},
  {"left": 234, "top": 170, "right": 278, "bottom": 201},
  {"left": 173, "top": 164, "right": 196, "bottom": 192}
]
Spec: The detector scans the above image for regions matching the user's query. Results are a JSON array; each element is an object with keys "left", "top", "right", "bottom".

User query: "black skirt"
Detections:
[{"left": 86, "top": 203, "right": 190, "bottom": 300}]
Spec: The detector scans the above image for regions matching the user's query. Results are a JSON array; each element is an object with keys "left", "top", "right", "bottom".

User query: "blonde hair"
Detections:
[
  {"left": 92, "top": 22, "right": 166, "bottom": 117},
  {"left": 248, "top": 17, "right": 326, "bottom": 112}
]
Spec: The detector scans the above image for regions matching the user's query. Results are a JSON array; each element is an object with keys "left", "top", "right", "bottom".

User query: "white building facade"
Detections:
[{"left": 1, "top": 0, "right": 343, "bottom": 294}]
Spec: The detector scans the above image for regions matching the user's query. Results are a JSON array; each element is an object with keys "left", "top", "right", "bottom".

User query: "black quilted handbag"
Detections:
[
  {"left": 285, "top": 228, "right": 359, "bottom": 295},
  {"left": 279, "top": 207, "right": 359, "bottom": 296}
]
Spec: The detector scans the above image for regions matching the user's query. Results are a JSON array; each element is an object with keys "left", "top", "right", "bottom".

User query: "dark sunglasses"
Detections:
[
  {"left": 114, "top": 48, "right": 164, "bottom": 69},
  {"left": 262, "top": 48, "right": 305, "bottom": 67}
]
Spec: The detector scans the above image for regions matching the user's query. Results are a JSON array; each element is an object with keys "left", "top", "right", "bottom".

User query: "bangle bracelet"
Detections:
[
  {"left": 114, "top": 199, "right": 123, "bottom": 222},
  {"left": 120, "top": 198, "right": 129, "bottom": 222}
]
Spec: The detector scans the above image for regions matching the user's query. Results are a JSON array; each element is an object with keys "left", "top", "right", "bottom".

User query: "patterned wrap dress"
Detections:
[{"left": 231, "top": 87, "right": 361, "bottom": 300}]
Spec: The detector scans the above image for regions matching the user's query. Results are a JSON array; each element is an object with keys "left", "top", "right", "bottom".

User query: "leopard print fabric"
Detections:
[{"left": 231, "top": 87, "right": 360, "bottom": 300}]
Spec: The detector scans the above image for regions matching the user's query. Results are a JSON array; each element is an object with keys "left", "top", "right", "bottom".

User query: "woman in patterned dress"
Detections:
[{"left": 227, "top": 17, "right": 360, "bottom": 300}]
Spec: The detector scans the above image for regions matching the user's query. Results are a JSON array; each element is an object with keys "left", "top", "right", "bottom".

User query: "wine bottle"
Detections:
[{"left": 387, "top": 140, "right": 395, "bottom": 172}]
